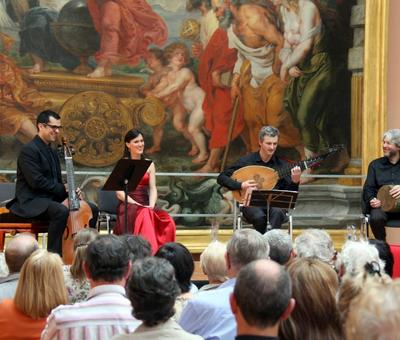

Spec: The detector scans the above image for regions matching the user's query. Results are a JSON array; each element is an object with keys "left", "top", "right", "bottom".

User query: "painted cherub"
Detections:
[{"left": 148, "top": 43, "right": 209, "bottom": 164}]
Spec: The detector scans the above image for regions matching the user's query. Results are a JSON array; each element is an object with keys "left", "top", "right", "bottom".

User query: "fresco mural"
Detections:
[{"left": 0, "top": 0, "right": 354, "bottom": 227}]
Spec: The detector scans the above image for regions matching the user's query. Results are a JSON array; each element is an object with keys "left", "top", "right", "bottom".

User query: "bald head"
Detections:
[
  {"left": 234, "top": 259, "right": 292, "bottom": 328},
  {"left": 5, "top": 233, "right": 39, "bottom": 273}
]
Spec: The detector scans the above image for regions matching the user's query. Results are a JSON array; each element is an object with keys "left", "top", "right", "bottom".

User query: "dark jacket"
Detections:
[{"left": 7, "top": 135, "right": 67, "bottom": 218}]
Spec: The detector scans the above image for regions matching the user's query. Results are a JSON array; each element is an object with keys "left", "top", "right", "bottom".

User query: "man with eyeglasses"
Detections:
[{"left": 7, "top": 110, "right": 98, "bottom": 256}]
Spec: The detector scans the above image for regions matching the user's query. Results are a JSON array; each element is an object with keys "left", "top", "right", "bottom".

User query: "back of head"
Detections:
[
  {"left": 234, "top": 259, "right": 291, "bottom": 328},
  {"left": 294, "top": 229, "right": 335, "bottom": 264},
  {"left": 200, "top": 241, "right": 228, "bottom": 283},
  {"left": 263, "top": 229, "right": 292, "bottom": 265},
  {"left": 368, "top": 239, "right": 394, "bottom": 277},
  {"left": 227, "top": 229, "right": 269, "bottom": 271},
  {"left": 14, "top": 249, "right": 67, "bottom": 319},
  {"left": 338, "top": 263, "right": 391, "bottom": 325},
  {"left": 280, "top": 258, "right": 342, "bottom": 340},
  {"left": 337, "top": 240, "right": 384, "bottom": 277},
  {"left": 122, "top": 235, "right": 152, "bottom": 263},
  {"left": 5, "top": 233, "right": 39, "bottom": 273},
  {"left": 70, "top": 228, "right": 98, "bottom": 281},
  {"left": 346, "top": 280, "right": 400, "bottom": 340},
  {"left": 85, "top": 234, "right": 130, "bottom": 283},
  {"left": 155, "top": 242, "right": 194, "bottom": 293},
  {"left": 127, "top": 257, "right": 180, "bottom": 327}
]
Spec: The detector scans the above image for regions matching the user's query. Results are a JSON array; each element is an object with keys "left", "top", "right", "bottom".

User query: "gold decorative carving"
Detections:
[
  {"left": 123, "top": 97, "right": 166, "bottom": 127},
  {"left": 60, "top": 91, "right": 133, "bottom": 167},
  {"left": 24, "top": 71, "right": 144, "bottom": 97},
  {"left": 362, "top": 0, "right": 389, "bottom": 174}
]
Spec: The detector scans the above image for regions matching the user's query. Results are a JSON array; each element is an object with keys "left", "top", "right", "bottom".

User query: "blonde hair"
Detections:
[
  {"left": 14, "top": 249, "right": 67, "bottom": 319},
  {"left": 200, "top": 241, "right": 228, "bottom": 283},
  {"left": 346, "top": 280, "right": 400, "bottom": 340},
  {"left": 279, "top": 258, "right": 342, "bottom": 340},
  {"left": 70, "top": 228, "right": 98, "bottom": 281}
]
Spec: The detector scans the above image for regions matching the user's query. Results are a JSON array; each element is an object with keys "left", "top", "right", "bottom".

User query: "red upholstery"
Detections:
[{"left": 389, "top": 244, "right": 400, "bottom": 278}]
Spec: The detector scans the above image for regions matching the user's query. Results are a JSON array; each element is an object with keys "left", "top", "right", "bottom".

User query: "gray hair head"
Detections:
[
  {"left": 337, "top": 240, "right": 385, "bottom": 277},
  {"left": 227, "top": 229, "right": 270, "bottom": 270},
  {"left": 383, "top": 129, "right": 400, "bottom": 148},
  {"left": 294, "top": 229, "right": 335, "bottom": 265},
  {"left": 263, "top": 229, "right": 293, "bottom": 265},
  {"left": 259, "top": 126, "right": 279, "bottom": 141}
]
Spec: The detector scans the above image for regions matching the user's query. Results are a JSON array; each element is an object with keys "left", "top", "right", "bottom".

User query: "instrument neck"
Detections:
[
  {"left": 65, "top": 156, "right": 80, "bottom": 211},
  {"left": 276, "top": 160, "right": 310, "bottom": 180}
]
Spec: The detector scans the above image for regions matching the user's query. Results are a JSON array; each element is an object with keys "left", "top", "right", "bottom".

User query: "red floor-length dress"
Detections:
[{"left": 114, "top": 172, "right": 176, "bottom": 254}]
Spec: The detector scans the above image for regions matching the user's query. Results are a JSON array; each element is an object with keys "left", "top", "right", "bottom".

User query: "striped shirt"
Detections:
[{"left": 41, "top": 284, "right": 140, "bottom": 340}]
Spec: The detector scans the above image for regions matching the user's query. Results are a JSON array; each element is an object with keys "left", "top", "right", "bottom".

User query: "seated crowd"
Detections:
[{"left": 0, "top": 228, "right": 399, "bottom": 340}]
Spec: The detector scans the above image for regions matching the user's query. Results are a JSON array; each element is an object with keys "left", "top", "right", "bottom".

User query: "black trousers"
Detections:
[
  {"left": 242, "top": 206, "right": 287, "bottom": 234},
  {"left": 39, "top": 201, "right": 99, "bottom": 256},
  {"left": 369, "top": 208, "right": 400, "bottom": 241}
]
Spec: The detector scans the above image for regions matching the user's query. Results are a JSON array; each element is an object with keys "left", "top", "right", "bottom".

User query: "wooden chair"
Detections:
[{"left": 0, "top": 183, "right": 49, "bottom": 250}]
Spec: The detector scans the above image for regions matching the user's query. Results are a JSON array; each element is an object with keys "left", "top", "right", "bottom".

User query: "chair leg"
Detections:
[{"left": 0, "top": 231, "right": 5, "bottom": 251}]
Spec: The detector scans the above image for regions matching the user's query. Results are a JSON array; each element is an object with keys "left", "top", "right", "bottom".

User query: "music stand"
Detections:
[
  {"left": 103, "top": 159, "right": 152, "bottom": 234},
  {"left": 244, "top": 189, "right": 298, "bottom": 233}
]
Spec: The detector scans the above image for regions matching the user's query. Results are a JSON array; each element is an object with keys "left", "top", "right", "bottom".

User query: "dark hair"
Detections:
[
  {"left": 36, "top": 110, "right": 60, "bottom": 126},
  {"left": 127, "top": 257, "right": 180, "bottom": 327},
  {"left": 123, "top": 129, "right": 143, "bottom": 158},
  {"left": 155, "top": 242, "right": 194, "bottom": 293},
  {"left": 186, "top": 0, "right": 212, "bottom": 11},
  {"left": 148, "top": 47, "right": 167, "bottom": 66},
  {"left": 368, "top": 239, "right": 394, "bottom": 277},
  {"left": 85, "top": 234, "right": 130, "bottom": 282},
  {"left": 235, "top": 260, "right": 292, "bottom": 327},
  {"left": 122, "top": 235, "right": 152, "bottom": 263}
]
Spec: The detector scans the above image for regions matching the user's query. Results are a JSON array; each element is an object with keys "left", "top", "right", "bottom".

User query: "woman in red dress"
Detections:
[{"left": 114, "top": 129, "right": 176, "bottom": 253}]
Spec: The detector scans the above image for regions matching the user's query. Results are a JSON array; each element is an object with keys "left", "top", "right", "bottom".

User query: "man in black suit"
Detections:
[{"left": 7, "top": 110, "right": 97, "bottom": 256}]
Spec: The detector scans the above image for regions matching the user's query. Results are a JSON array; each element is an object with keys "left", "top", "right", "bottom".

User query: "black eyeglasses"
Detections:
[{"left": 43, "top": 123, "right": 62, "bottom": 131}]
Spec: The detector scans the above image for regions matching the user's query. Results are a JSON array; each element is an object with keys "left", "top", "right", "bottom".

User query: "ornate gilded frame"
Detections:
[{"left": 362, "top": 0, "right": 389, "bottom": 173}]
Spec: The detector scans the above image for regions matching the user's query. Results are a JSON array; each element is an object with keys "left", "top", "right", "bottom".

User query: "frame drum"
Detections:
[{"left": 377, "top": 185, "right": 400, "bottom": 212}]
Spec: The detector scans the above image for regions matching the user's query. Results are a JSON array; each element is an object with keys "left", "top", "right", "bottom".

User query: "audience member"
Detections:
[
  {"left": 0, "top": 249, "right": 67, "bottom": 340},
  {"left": 41, "top": 235, "right": 140, "bottom": 339},
  {"left": 338, "top": 261, "right": 391, "bottom": 325},
  {"left": 368, "top": 239, "right": 394, "bottom": 277},
  {"left": 63, "top": 228, "right": 98, "bottom": 303},
  {"left": 263, "top": 229, "right": 293, "bottom": 265},
  {"left": 112, "top": 257, "right": 203, "bottom": 340},
  {"left": 155, "top": 242, "right": 196, "bottom": 321},
  {"left": 279, "top": 258, "right": 342, "bottom": 340},
  {"left": 199, "top": 241, "right": 228, "bottom": 291},
  {"left": 346, "top": 280, "right": 400, "bottom": 340},
  {"left": 0, "top": 233, "right": 39, "bottom": 301},
  {"left": 231, "top": 259, "right": 294, "bottom": 340},
  {"left": 122, "top": 234, "right": 152, "bottom": 263},
  {"left": 336, "top": 240, "right": 384, "bottom": 277},
  {"left": 179, "top": 229, "right": 270, "bottom": 340},
  {"left": 294, "top": 229, "right": 335, "bottom": 265}
]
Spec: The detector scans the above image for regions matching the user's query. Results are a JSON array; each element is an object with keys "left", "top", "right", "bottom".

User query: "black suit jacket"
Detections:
[{"left": 7, "top": 135, "right": 67, "bottom": 218}]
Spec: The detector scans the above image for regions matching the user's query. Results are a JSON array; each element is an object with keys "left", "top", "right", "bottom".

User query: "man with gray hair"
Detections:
[
  {"left": 263, "top": 229, "right": 293, "bottom": 265},
  {"left": 218, "top": 126, "right": 302, "bottom": 233},
  {"left": 363, "top": 128, "right": 400, "bottom": 240},
  {"left": 0, "top": 233, "right": 39, "bottom": 301},
  {"left": 230, "top": 259, "right": 295, "bottom": 339},
  {"left": 294, "top": 229, "right": 335, "bottom": 265},
  {"left": 179, "top": 229, "right": 269, "bottom": 340}
]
